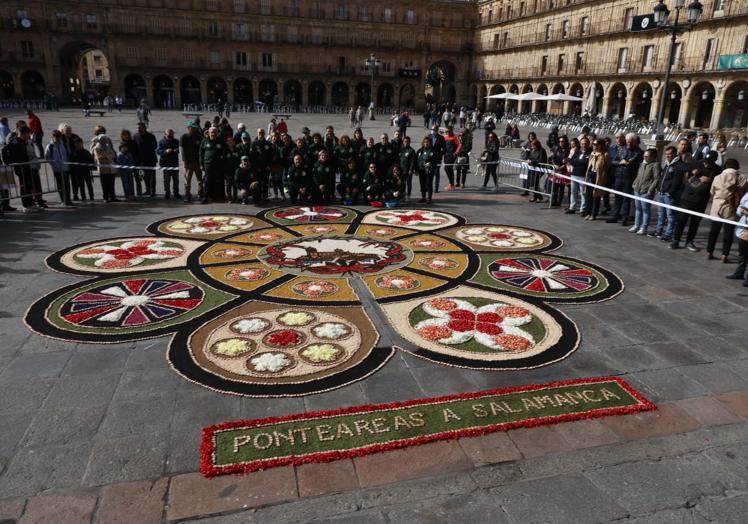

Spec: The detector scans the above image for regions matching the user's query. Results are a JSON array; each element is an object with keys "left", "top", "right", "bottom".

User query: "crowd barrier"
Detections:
[{"left": 0, "top": 157, "right": 743, "bottom": 229}]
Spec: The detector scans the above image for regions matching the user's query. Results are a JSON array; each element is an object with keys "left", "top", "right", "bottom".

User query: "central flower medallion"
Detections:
[{"left": 258, "top": 235, "right": 414, "bottom": 278}]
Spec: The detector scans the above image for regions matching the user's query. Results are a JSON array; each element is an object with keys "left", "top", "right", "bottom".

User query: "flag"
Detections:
[{"left": 631, "top": 14, "right": 656, "bottom": 32}]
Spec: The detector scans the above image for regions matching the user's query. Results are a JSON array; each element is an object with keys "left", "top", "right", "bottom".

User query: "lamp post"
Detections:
[
  {"left": 653, "top": 0, "right": 703, "bottom": 138},
  {"left": 365, "top": 53, "right": 380, "bottom": 119}
]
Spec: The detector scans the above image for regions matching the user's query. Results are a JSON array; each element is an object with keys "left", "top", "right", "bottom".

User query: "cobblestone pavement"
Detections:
[{"left": 0, "top": 110, "right": 747, "bottom": 523}]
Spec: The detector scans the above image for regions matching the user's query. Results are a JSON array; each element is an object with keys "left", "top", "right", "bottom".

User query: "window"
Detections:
[
  {"left": 624, "top": 8, "right": 635, "bottom": 29},
  {"left": 287, "top": 26, "right": 298, "bottom": 43},
  {"left": 17, "top": 10, "right": 28, "bottom": 18},
  {"left": 541, "top": 55, "right": 548, "bottom": 74},
  {"left": 405, "top": 10, "right": 416, "bottom": 24},
  {"left": 95, "top": 69, "right": 103, "bottom": 79},
  {"left": 261, "top": 24, "right": 274, "bottom": 42},
  {"left": 743, "top": 35, "right": 748, "bottom": 54},
  {"left": 85, "top": 14, "right": 97, "bottom": 29},
  {"left": 335, "top": 4, "right": 347, "bottom": 19},
  {"left": 545, "top": 24, "right": 552, "bottom": 41},
  {"left": 310, "top": 1, "right": 321, "bottom": 18},
  {"left": 260, "top": 0, "right": 271, "bottom": 15},
  {"left": 671, "top": 42, "right": 682, "bottom": 66},
  {"left": 338, "top": 56, "right": 346, "bottom": 71},
  {"left": 56, "top": 12, "right": 68, "bottom": 28},
  {"left": 507, "top": 5, "right": 513, "bottom": 18},
  {"left": 580, "top": 16, "right": 589, "bottom": 35},
  {"left": 703, "top": 38, "right": 717, "bottom": 68},
  {"left": 359, "top": 6, "right": 369, "bottom": 21},
  {"left": 208, "top": 51, "right": 221, "bottom": 65},
  {"left": 493, "top": 33, "right": 500, "bottom": 49},
  {"left": 311, "top": 29, "right": 322, "bottom": 44},
  {"left": 236, "top": 51, "right": 247, "bottom": 66},
  {"left": 233, "top": 23, "right": 248, "bottom": 40},
  {"left": 126, "top": 46, "right": 138, "bottom": 59},
  {"left": 432, "top": 12, "right": 443, "bottom": 26},
  {"left": 382, "top": 62, "right": 392, "bottom": 73},
  {"left": 233, "top": 0, "right": 245, "bottom": 12},
  {"left": 262, "top": 53, "right": 273, "bottom": 68},
  {"left": 488, "top": 9, "right": 493, "bottom": 22},
  {"left": 642, "top": 45, "right": 654, "bottom": 70},
  {"left": 93, "top": 54, "right": 102, "bottom": 65},
  {"left": 206, "top": 0, "right": 218, "bottom": 9},
  {"left": 21, "top": 41, "right": 34, "bottom": 58},
  {"left": 713, "top": 0, "right": 726, "bottom": 15},
  {"left": 557, "top": 54, "right": 566, "bottom": 73},
  {"left": 520, "top": 2, "right": 526, "bottom": 16},
  {"left": 575, "top": 51, "right": 584, "bottom": 72},
  {"left": 208, "top": 21, "right": 219, "bottom": 37},
  {"left": 287, "top": 0, "right": 299, "bottom": 16},
  {"left": 562, "top": 20, "right": 569, "bottom": 38},
  {"left": 617, "top": 47, "right": 628, "bottom": 71},
  {"left": 383, "top": 8, "right": 393, "bottom": 23},
  {"left": 502, "top": 32, "right": 508, "bottom": 47}
]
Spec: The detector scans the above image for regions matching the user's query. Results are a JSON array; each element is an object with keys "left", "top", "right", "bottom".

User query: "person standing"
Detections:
[
  {"left": 483, "top": 117, "right": 496, "bottom": 149},
  {"left": 157, "top": 129, "right": 181, "bottom": 199},
  {"left": 549, "top": 136, "right": 571, "bottom": 208},
  {"left": 26, "top": 109, "right": 43, "bottom": 149},
  {"left": 670, "top": 151, "right": 720, "bottom": 251},
  {"left": 399, "top": 136, "right": 416, "bottom": 200},
  {"left": 134, "top": 122, "right": 158, "bottom": 197},
  {"left": 59, "top": 124, "right": 82, "bottom": 200},
  {"left": 650, "top": 146, "right": 686, "bottom": 242},
  {"left": 482, "top": 132, "right": 500, "bottom": 192},
  {"left": 607, "top": 133, "right": 643, "bottom": 226},
  {"left": 180, "top": 122, "right": 203, "bottom": 202},
  {"left": 630, "top": 148, "right": 661, "bottom": 235},
  {"left": 116, "top": 143, "right": 137, "bottom": 201},
  {"left": 250, "top": 128, "right": 274, "bottom": 202},
  {"left": 199, "top": 127, "right": 226, "bottom": 203},
  {"left": 692, "top": 132, "right": 711, "bottom": 162},
  {"left": 69, "top": 137, "right": 95, "bottom": 202},
  {"left": 726, "top": 190, "right": 748, "bottom": 286},
  {"left": 526, "top": 140, "right": 548, "bottom": 203},
  {"left": 91, "top": 129, "right": 119, "bottom": 203},
  {"left": 44, "top": 130, "right": 73, "bottom": 206},
  {"left": 442, "top": 126, "right": 462, "bottom": 191},
  {"left": 429, "top": 125, "right": 446, "bottom": 193},
  {"left": 707, "top": 159, "right": 746, "bottom": 262},
  {"left": 3, "top": 125, "right": 38, "bottom": 212},
  {"left": 456, "top": 125, "right": 473, "bottom": 189},
  {"left": 224, "top": 136, "right": 241, "bottom": 203},
  {"left": 582, "top": 139, "right": 610, "bottom": 220},
  {"left": 416, "top": 137, "right": 436, "bottom": 204}
]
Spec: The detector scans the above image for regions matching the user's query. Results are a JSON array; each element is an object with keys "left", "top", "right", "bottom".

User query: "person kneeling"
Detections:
[
  {"left": 235, "top": 156, "right": 260, "bottom": 205},
  {"left": 287, "top": 154, "right": 315, "bottom": 205},
  {"left": 337, "top": 159, "right": 362, "bottom": 205}
]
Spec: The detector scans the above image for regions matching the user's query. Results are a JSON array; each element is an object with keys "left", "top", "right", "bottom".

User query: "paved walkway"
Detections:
[{"left": 1, "top": 110, "right": 747, "bottom": 523}]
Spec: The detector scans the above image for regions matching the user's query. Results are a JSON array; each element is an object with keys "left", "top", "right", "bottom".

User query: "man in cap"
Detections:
[
  {"left": 233, "top": 123, "right": 246, "bottom": 144},
  {"left": 199, "top": 126, "right": 225, "bottom": 203},
  {"left": 180, "top": 121, "right": 203, "bottom": 202}
]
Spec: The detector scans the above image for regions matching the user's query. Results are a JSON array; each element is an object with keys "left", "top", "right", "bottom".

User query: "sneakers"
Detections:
[
  {"left": 668, "top": 242, "right": 679, "bottom": 249},
  {"left": 647, "top": 231, "right": 658, "bottom": 238},
  {"left": 628, "top": 225, "right": 638, "bottom": 232},
  {"left": 686, "top": 242, "right": 699, "bottom": 252},
  {"left": 22, "top": 206, "right": 40, "bottom": 213},
  {"left": 636, "top": 228, "right": 646, "bottom": 235},
  {"left": 726, "top": 272, "right": 744, "bottom": 280},
  {"left": 564, "top": 209, "right": 575, "bottom": 214}
]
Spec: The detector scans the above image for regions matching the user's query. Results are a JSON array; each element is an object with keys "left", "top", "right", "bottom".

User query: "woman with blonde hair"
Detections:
[{"left": 91, "top": 126, "right": 118, "bottom": 202}]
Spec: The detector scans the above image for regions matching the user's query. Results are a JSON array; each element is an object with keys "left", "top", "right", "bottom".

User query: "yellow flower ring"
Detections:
[{"left": 26, "top": 207, "right": 623, "bottom": 396}]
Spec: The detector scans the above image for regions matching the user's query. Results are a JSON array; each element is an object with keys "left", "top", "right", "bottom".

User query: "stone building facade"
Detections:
[
  {"left": 472, "top": 0, "right": 748, "bottom": 128},
  {"left": 0, "top": 0, "right": 475, "bottom": 110}
]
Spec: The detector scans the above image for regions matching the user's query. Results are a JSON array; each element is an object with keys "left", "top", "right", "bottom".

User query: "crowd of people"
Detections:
[{"left": 1, "top": 108, "right": 746, "bottom": 287}]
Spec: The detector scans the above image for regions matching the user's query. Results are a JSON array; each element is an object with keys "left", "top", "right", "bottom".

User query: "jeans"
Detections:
[
  {"left": 54, "top": 170, "right": 72, "bottom": 204},
  {"left": 569, "top": 176, "right": 585, "bottom": 211},
  {"left": 633, "top": 191, "right": 651, "bottom": 230},
  {"left": 163, "top": 170, "right": 179, "bottom": 196},
  {"left": 120, "top": 169, "right": 135, "bottom": 197},
  {"left": 654, "top": 193, "right": 676, "bottom": 238},
  {"left": 612, "top": 174, "right": 634, "bottom": 219}
]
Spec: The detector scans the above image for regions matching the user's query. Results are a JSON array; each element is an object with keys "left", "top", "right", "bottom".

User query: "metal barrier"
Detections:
[{"left": 1, "top": 160, "right": 61, "bottom": 203}]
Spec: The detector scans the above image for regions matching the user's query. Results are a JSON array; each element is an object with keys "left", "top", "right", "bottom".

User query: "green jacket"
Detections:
[
  {"left": 334, "top": 144, "right": 355, "bottom": 172},
  {"left": 313, "top": 161, "right": 334, "bottom": 186},
  {"left": 399, "top": 146, "right": 416, "bottom": 174},
  {"left": 287, "top": 165, "right": 314, "bottom": 190},
  {"left": 199, "top": 139, "right": 224, "bottom": 167},
  {"left": 340, "top": 168, "right": 363, "bottom": 189},
  {"left": 224, "top": 148, "right": 241, "bottom": 177},
  {"left": 416, "top": 148, "right": 436, "bottom": 171},
  {"left": 460, "top": 130, "right": 473, "bottom": 155}
]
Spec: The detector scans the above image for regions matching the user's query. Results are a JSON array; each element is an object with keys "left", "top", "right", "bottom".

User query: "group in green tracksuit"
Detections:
[
  {"left": 416, "top": 137, "right": 437, "bottom": 204},
  {"left": 198, "top": 127, "right": 225, "bottom": 203},
  {"left": 312, "top": 150, "right": 336, "bottom": 202},
  {"left": 223, "top": 137, "right": 241, "bottom": 203},
  {"left": 337, "top": 158, "right": 363, "bottom": 204},
  {"left": 286, "top": 155, "right": 315, "bottom": 204},
  {"left": 399, "top": 136, "right": 417, "bottom": 199}
]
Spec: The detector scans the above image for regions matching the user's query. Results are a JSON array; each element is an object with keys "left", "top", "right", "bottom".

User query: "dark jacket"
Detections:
[
  {"left": 180, "top": 132, "right": 202, "bottom": 163},
  {"left": 657, "top": 159, "right": 688, "bottom": 198},
  {"left": 610, "top": 145, "right": 643, "bottom": 179},
  {"left": 680, "top": 160, "right": 720, "bottom": 205},
  {"left": 156, "top": 137, "right": 180, "bottom": 167},
  {"left": 134, "top": 131, "right": 158, "bottom": 166},
  {"left": 569, "top": 148, "right": 591, "bottom": 178}
]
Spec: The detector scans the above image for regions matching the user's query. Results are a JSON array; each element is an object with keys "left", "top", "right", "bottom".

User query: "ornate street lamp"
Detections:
[
  {"left": 653, "top": 0, "right": 703, "bottom": 138},
  {"left": 364, "top": 53, "right": 380, "bottom": 110}
]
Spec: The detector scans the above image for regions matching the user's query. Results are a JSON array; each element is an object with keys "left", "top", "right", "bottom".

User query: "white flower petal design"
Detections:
[
  {"left": 251, "top": 353, "right": 290, "bottom": 372},
  {"left": 232, "top": 318, "right": 270, "bottom": 334},
  {"left": 100, "top": 286, "right": 128, "bottom": 297},
  {"left": 422, "top": 298, "right": 475, "bottom": 318}
]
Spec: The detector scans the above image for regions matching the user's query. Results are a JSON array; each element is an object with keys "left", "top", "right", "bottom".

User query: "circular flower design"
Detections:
[
  {"left": 225, "top": 268, "right": 269, "bottom": 281},
  {"left": 272, "top": 207, "right": 346, "bottom": 223},
  {"left": 28, "top": 207, "right": 622, "bottom": 396},
  {"left": 376, "top": 275, "right": 420, "bottom": 290},
  {"left": 418, "top": 257, "right": 459, "bottom": 270},
  {"left": 291, "top": 280, "right": 339, "bottom": 298},
  {"left": 74, "top": 239, "right": 184, "bottom": 269},
  {"left": 60, "top": 279, "right": 203, "bottom": 328},
  {"left": 213, "top": 247, "right": 253, "bottom": 259},
  {"left": 167, "top": 216, "right": 251, "bottom": 234},
  {"left": 375, "top": 210, "right": 451, "bottom": 227},
  {"left": 414, "top": 298, "right": 534, "bottom": 352}
]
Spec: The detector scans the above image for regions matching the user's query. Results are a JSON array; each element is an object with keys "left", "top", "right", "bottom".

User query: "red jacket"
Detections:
[{"left": 28, "top": 114, "right": 42, "bottom": 135}]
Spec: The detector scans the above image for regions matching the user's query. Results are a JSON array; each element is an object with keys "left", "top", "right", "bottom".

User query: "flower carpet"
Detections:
[
  {"left": 26, "top": 206, "right": 624, "bottom": 397},
  {"left": 201, "top": 377, "right": 654, "bottom": 477}
]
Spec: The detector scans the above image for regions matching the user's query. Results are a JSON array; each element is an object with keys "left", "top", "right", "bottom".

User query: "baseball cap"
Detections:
[
  {"left": 240, "top": 155, "right": 250, "bottom": 162},
  {"left": 241, "top": 132, "right": 250, "bottom": 139},
  {"left": 187, "top": 121, "right": 199, "bottom": 129}
]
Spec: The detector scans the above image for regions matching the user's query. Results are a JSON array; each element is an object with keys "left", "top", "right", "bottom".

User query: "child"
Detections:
[
  {"left": 69, "top": 138, "right": 95, "bottom": 202},
  {"left": 116, "top": 143, "right": 137, "bottom": 201},
  {"left": 235, "top": 156, "right": 259, "bottom": 204}
]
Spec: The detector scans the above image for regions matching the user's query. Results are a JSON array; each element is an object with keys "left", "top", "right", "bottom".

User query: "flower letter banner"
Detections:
[{"left": 201, "top": 377, "right": 654, "bottom": 477}]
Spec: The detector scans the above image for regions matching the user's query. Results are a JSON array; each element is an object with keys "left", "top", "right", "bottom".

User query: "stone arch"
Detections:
[
  {"left": 479, "top": 85, "right": 488, "bottom": 111},
  {"left": 608, "top": 82, "right": 627, "bottom": 118},
  {"left": 487, "top": 84, "right": 505, "bottom": 112},
  {"left": 688, "top": 81, "right": 715, "bottom": 128},
  {"left": 587, "top": 82, "right": 604, "bottom": 116},
  {"left": 470, "top": 85, "right": 478, "bottom": 108},
  {"left": 569, "top": 82, "right": 584, "bottom": 116},
  {"left": 309, "top": 80, "right": 326, "bottom": 106},
  {"left": 536, "top": 83, "right": 549, "bottom": 113},
  {"left": 207, "top": 77, "right": 227, "bottom": 104},
  {"left": 520, "top": 83, "right": 534, "bottom": 113},
  {"left": 377, "top": 82, "right": 394, "bottom": 108},
  {"left": 400, "top": 83, "right": 416, "bottom": 108},
  {"left": 631, "top": 82, "right": 653, "bottom": 120},
  {"left": 258, "top": 79, "right": 278, "bottom": 107},
  {"left": 57, "top": 41, "right": 111, "bottom": 104},
  {"left": 123, "top": 73, "right": 145, "bottom": 105},
  {"left": 355, "top": 82, "right": 371, "bottom": 106},
  {"left": 0, "top": 70, "right": 15, "bottom": 99},
  {"left": 283, "top": 80, "right": 302, "bottom": 106},
  {"left": 663, "top": 83, "right": 682, "bottom": 125},
  {"left": 425, "top": 60, "right": 456, "bottom": 104},
  {"left": 180, "top": 75, "right": 201, "bottom": 105},
  {"left": 506, "top": 84, "right": 519, "bottom": 112},
  {"left": 233, "top": 77, "right": 253, "bottom": 104},
  {"left": 722, "top": 80, "right": 748, "bottom": 128},
  {"left": 152, "top": 75, "right": 174, "bottom": 109},
  {"left": 332, "top": 82, "right": 349, "bottom": 107}
]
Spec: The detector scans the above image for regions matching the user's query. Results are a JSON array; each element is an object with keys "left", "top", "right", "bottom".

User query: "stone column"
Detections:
[
  {"left": 677, "top": 93, "right": 692, "bottom": 128},
  {"left": 199, "top": 76, "right": 208, "bottom": 107},
  {"left": 144, "top": 74, "right": 154, "bottom": 107},
  {"left": 226, "top": 77, "right": 234, "bottom": 105},
  {"left": 173, "top": 76, "right": 182, "bottom": 109},
  {"left": 301, "top": 80, "right": 309, "bottom": 107},
  {"left": 710, "top": 98, "right": 726, "bottom": 129},
  {"left": 623, "top": 95, "right": 635, "bottom": 119}
]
